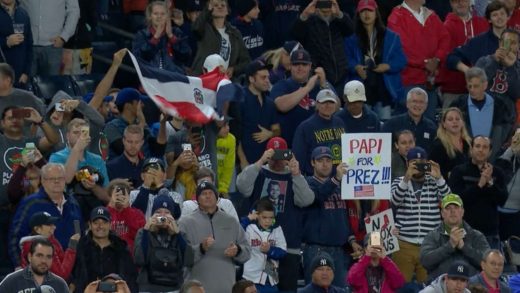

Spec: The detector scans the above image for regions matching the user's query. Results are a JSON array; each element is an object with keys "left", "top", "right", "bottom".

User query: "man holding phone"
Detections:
[{"left": 391, "top": 146, "right": 450, "bottom": 284}]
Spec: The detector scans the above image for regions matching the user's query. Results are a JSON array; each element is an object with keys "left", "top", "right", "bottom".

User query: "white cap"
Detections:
[
  {"left": 344, "top": 80, "right": 367, "bottom": 102},
  {"left": 203, "top": 54, "right": 227, "bottom": 72},
  {"left": 316, "top": 89, "right": 338, "bottom": 103}
]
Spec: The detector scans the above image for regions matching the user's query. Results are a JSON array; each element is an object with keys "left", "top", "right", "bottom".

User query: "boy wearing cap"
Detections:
[
  {"left": 179, "top": 181, "right": 251, "bottom": 293},
  {"left": 269, "top": 49, "right": 330, "bottom": 147},
  {"left": 292, "top": 89, "right": 345, "bottom": 176},
  {"left": 134, "top": 194, "right": 185, "bottom": 292},
  {"left": 335, "top": 80, "right": 381, "bottom": 132},
  {"left": 391, "top": 146, "right": 450, "bottom": 284},
  {"left": 302, "top": 146, "right": 360, "bottom": 287},
  {"left": 298, "top": 252, "right": 347, "bottom": 293},
  {"left": 419, "top": 261, "right": 471, "bottom": 293},
  {"left": 420, "top": 194, "right": 490, "bottom": 281},
  {"left": 130, "top": 157, "right": 182, "bottom": 219},
  {"left": 237, "top": 136, "right": 314, "bottom": 292},
  {"left": 292, "top": 0, "right": 353, "bottom": 91},
  {"left": 231, "top": 0, "right": 265, "bottom": 59},
  {"left": 238, "top": 59, "right": 280, "bottom": 169},
  {"left": 72, "top": 206, "right": 138, "bottom": 293}
]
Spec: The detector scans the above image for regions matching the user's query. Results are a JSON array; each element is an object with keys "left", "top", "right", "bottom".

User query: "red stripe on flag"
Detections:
[
  {"left": 200, "top": 68, "right": 229, "bottom": 91},
  {"left": 154, "top": 95, "right": 212, "bottom": 124}
]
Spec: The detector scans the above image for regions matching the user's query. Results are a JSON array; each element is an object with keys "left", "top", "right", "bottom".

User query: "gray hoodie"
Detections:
[
  {"left": 43, "top": 91, "right": 107, "bottom": 158},
  {"left": 420, "top": 274, "right": 471, "bottom": 293}
]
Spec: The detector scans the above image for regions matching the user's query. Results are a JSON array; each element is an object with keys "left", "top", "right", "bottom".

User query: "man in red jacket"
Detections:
[
  {"left": 438, "top": 0, "right": 489, "bottom": 107},
  {"left": 388, "top": 0, "right": 451, "bottom": 120}
]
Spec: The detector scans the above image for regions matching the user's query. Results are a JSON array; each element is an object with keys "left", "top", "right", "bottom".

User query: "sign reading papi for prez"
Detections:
[{"left": 341, "top": 133, "right": 392, "bottom": 200}]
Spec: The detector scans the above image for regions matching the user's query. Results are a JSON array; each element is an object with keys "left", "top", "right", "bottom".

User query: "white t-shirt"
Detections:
[{"left": 217, "top": 27, "right": 231, "bottom": 69}]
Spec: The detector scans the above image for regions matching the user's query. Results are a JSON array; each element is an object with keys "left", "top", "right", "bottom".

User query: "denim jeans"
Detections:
[{"left": 32, "top": 46, "right": 63, "bottom": 76}]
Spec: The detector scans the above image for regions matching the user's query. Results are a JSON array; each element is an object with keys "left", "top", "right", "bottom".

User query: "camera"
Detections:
[
  {"left": 415, "top": 162, "right": 431, "bottom": 172},
  {"left": 272, "top": 149, "right": 293, "bottom": 161},
  {"left": 55, "top": 103, "right": 65, "bottom": 112},
  {"left": 315, "top": 0, "right": 332, "bottom": 9},
  {"left": 97, "top": 281, "right": 117, "bottom": 292},
  {"left": 158, "top": 216, "right": 167, "bottom": 223}
]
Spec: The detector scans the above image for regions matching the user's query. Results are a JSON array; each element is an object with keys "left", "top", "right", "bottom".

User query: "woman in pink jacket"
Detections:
[{"left": 347, "top": 239, "right": 406, "bottom": 292}]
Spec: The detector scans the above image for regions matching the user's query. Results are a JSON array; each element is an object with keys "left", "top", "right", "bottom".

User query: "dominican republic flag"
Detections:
[{"left": 128, "top": 51, "right": 242, "bottom": 124}]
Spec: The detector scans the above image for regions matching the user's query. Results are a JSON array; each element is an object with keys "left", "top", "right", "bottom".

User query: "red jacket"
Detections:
[
  {"left": 508, "top": 9, "right": 520, "bottom": 32},
  {"left": 388, "top": 5, "right": 451, "bottom": 86},
  {"left": 122, "top": 0, "right": 147, "bottom": 13},
  {"left": 107, "top": 205, "right": 146, "bottom": 253},
  {"left": 347, "top": 200, "right": 390, "bottom": 243},
  {"left": 347, "top": 255, "right": 406, "bottom": 293},
  {"left": 438, "top": 13, "right": 489, "bottom": 93},
  {"left": 20, "top": 235, "right": 76, "bottom": 280}
]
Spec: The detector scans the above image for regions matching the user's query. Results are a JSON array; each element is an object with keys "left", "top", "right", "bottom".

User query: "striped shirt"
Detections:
[{"left": 391, "top": 176, "right": 451, "bottom": 244}]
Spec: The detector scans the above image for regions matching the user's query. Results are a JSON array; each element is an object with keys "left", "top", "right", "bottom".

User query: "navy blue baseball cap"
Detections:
[
  {"left": 90, "top": 206, "right": 111, "bottom": 222},
  {"left": 312, "top": 146, "right": 333, "bottom": 160},
  {"left": 115, "top": 88, "right": 141, "bottom": 107},
  {"left": 407, "top": 147, "right": 428, "bottom": 161}
]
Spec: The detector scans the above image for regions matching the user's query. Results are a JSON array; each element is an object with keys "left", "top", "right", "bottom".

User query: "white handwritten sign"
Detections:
[
  {"left": 365, "top": 209, "right": 400, "bottom": 255},
  {"left": 341, "top": 133, "right": 392, "bottom": 199}
]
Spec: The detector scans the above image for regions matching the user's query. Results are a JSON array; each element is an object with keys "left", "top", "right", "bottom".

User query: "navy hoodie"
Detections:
[{"left": 231, "top": 17, "right": 265, "bottom": 60}]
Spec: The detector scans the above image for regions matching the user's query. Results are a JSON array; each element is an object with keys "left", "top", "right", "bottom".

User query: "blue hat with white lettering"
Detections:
[
  {"left": 406, "top": 147, "right": 428, "bottom": 161},
  {"left": 90, "top": 206, "right": 111, "bottom": 222},
  {"left": 310, "top": 252, "right": 335, "bottom": 272}
]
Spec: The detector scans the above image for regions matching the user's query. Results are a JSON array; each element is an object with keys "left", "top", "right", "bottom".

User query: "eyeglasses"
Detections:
[{"left": 43, "top": 177, "right": 65, "bottom": 182}]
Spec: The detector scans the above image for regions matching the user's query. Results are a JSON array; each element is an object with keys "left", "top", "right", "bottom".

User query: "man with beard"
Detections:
[
  {"left": 0, "top": 238, "right": 69, "bottom": 292},
  {"left": 107, "top": 125, "right": 145, "bottom": 187},
  {"left": 390, "top": 146, "right": 451, "bottom": 284},
  {"left": 71, "top": 206, "right": 138, "bottom": 293}
]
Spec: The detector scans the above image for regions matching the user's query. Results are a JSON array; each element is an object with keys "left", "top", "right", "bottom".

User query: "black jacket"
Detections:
[
  {"left": 448, "top": 161, "right": 508, "bottom": 236},
  {"left": 72, "top": 231, "right": 138, "bottom": 292},
  {"left": 291, "top": 13, "right": 353, "bottom": 86}
]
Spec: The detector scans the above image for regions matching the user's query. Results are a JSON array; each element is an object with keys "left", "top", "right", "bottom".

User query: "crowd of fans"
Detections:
[{"left": 1, "top": 0, "right": 520, "bottom": 292}]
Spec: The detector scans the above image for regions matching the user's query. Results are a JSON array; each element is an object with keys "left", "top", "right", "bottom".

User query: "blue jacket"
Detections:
[
  {"left": 9, "top": 188, "right": 83, "bottom": 266},
  {"left": 0, "top": 3, "right": 32, "bottom": 81},
  {"left": 447, "top": 29, "right": 499, "bottom": 70},
  {"left": 344, "top": 29, "right": 406, "bottom": 102},
  {"left": 335, "top": 104, "right": 381, "bottom": 133},
  {"left": 298, "top": 283, "right": 348, "bottom": 293},
  {"left": 303, "top": 176, "right": 353, "bottom": 246},
  {"left": 469, "top": 273, "right": 511, "bottom": 293}
]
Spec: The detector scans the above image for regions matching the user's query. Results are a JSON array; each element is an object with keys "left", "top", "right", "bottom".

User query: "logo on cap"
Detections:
[
  {"left": 162, "top": 202, "right": 168, "bottom": 208},
  {"left": 97, "top": 208, "right": 104, "bottom": 215},
  {"left": 320, "top": 259, "right": 327, "bottom": 266},
  {"left": 457, "top": 265, "right": 464, "bottom": 273},
  {"left": 44, "top": 212, "right": 51, "bottom": 217}
]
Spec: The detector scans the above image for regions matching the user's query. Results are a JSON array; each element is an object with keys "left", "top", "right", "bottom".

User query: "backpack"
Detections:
[{"left": 147, "top": 235, "right": 183, "bottom": 287}]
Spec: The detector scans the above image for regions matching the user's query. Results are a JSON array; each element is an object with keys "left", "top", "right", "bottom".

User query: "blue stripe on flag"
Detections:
[{"left": 137, "top": 57, "right": 190, "bottom": 84}]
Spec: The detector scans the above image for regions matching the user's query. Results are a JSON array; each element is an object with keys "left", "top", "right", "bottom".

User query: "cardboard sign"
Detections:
[
  {"left": 341, "top": 133, "right": 392, "bottom": 199},
  {"left": 365, "top": 209, "right": 400, "bottom": 255}
]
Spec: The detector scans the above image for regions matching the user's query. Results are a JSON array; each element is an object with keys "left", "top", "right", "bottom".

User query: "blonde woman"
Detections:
[
  {"left": 260, "top": 40, "right": 301, "bottom": 84},
  {"left": 429, "top": 107, "right": 472, "bottom": 179}
]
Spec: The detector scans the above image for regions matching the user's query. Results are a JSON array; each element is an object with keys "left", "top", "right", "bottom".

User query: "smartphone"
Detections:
[
  {"left": 55, "top": 103, "right": 65, "bottom": 112},
  {"left": 11, "top": 108, "right": 31, "bottom": 119},
  {"left": 23, "top": 142, "right": 36, "bottom": 161},
  {"left": 315, "top": 0, "right": 332, "bottom": 9},
  {"left": 80, "top": 126, "right": 90, "bottom": 137},
  {"left": 370, "top": 231, "right": 381, "bottom": 246},
  {"left": 73, "top": 220, "right": 81, "bottom": 235},
  {"left": 182, "top": 143, "right": 192, "bottom": 151},
  {"left": 504, "top": 38, "right": 511, "bottom": 51},
  {"left": 415, "top": 162, "right": 431, "bottom": 172},
  {"left": 97, "top": 281, "right": 117, "bottom": 292},
  {"left": 272, "top": 149, "right": 293, "bottom": 161}
]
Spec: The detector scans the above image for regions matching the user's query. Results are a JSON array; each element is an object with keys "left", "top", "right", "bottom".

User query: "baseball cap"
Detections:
[
  {"left": 246, "top": 60, "right": 273, "bottom": 77},
  {"left": 203, "top": 54, "right": 227, "bottom": 72},
  {"left": 115, "top": 88, "right": 141, "bottom": 107},
  {"left": 236, "top": 0, "right": 257, "bottom": 16},
  {"left": 196, "top": 181, "right": 218, "bottom": 200},
  {"left": 152, "top": 190, "right": 178, "bottom": 215},
  {"left": 357, "top": 0, "right": 378, "bottom": 12},
  {"left": 406, "top": 147, "right": 428, "bottom": 161},
  {"left": 447, "top": 261, "right": 470, "bottom": 280},
  {"left": 344, "top": 80, "right": 367, "bottom": 102},
  {"left": 101, "top": 273, "right": 124, "bottom": 281},
  {"left": 266, "top": 137, "right": 288, "bottom": 150},
  {"left": 142, "top": 157, "right": 166, "bottom": 172},
  {"left": 441, "top": 193, "right": 464, "bottom": 209},
  {"left": 37, "top": 285, "right": 57, "bottom": 293},
  {"left": 90, "top": 206, "right": 111, "bottom": 222},
  {"left": 290, "top": 49, "right": 312, "bottom": 65},
  {"left": 312, "top": 146, "right": 333, "bottom": 160},
  {"left": 310, "top": 252, "right": 335, "bottom": 272},
  {"left": 29, "top": 212, "right": 59, "bottom": 229},
  {"left": 283, "top": 41, "right": 302, "bottom": 55},
  {"left": 316, "top": 89, "right": 338, "bottom": 104},
  {"left": 185, "top": 0, "right": 203, "bottom": 12}
]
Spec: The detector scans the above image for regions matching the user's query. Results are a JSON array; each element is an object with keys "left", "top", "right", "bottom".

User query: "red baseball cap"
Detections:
[
  {"left": 266, "top": 137, "right": 288, "bottom": 150},
  {"left": 357, "top": 0, "right": 378, "bottom": 12}
]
